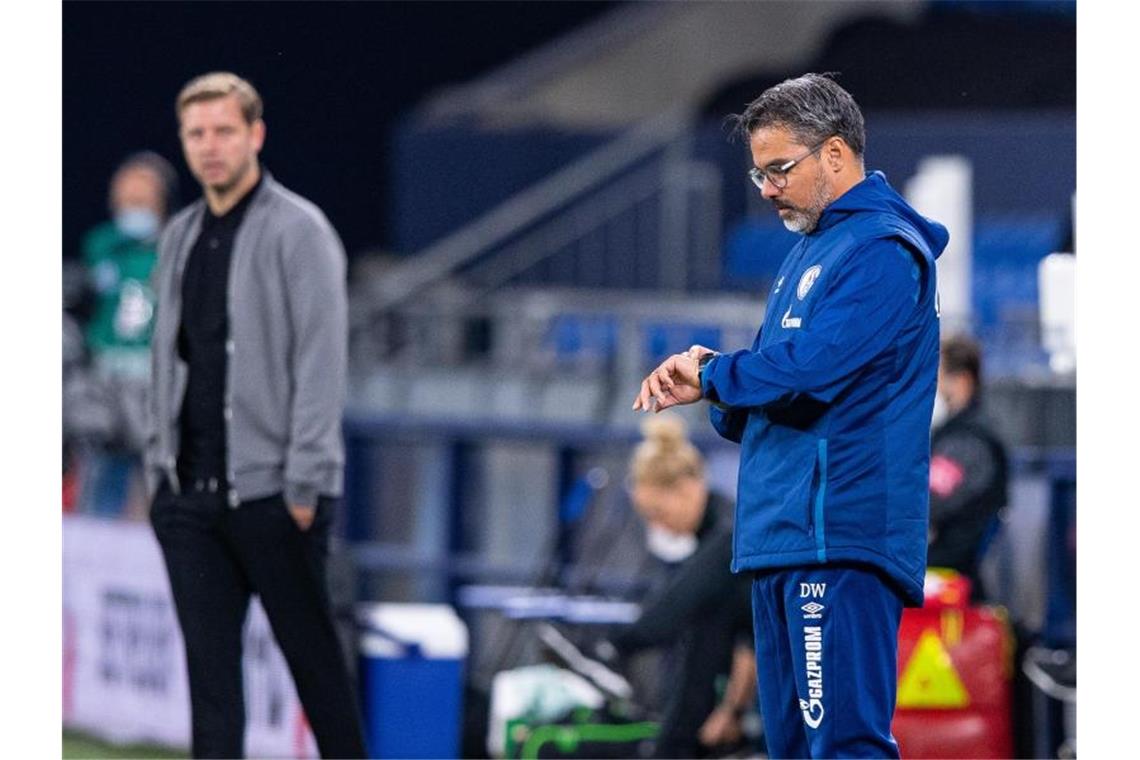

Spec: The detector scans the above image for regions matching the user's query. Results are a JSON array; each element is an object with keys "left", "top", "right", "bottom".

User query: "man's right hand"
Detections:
[{"left": 632, "top": 352, "right": 704, "bottom": 413}]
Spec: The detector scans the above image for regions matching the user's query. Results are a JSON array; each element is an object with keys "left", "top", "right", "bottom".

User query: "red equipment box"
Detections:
[{"left": 892, "top": 570, "right": 1014, "bottom": 759}]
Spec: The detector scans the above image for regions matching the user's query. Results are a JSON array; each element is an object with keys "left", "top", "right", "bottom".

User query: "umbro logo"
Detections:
[{"left": 801, "top": 602, "right": 824, "bottom": 615}]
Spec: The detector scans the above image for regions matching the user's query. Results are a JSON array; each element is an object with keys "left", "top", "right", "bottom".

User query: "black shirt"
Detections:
[{"left": 176, "top": 175, "right": 262, "bottom": 484}]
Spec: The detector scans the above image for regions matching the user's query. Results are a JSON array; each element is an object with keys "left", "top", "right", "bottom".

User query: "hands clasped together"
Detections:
[{"left": 632, "top": 344, "right": 716, "bottom": 413}]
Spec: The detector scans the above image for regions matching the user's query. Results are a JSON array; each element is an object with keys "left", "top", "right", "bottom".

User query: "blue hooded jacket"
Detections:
[{"left": 701, "top": 171, "right": 948, "bottom": 605}]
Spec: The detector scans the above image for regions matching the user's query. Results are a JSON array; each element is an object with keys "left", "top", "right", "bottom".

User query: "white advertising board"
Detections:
[{"left": 62, "top": 514, "right": 318, "bottom": 758}]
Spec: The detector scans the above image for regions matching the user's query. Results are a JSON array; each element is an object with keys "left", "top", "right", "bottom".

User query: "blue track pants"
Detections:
[{"left": 752, "top": 564, "right": 904, "bottom": 759}]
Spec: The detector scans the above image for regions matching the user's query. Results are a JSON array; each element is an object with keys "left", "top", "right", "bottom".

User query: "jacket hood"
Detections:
[{"left": 816, "top": 171, "right": 949, "bottom": 259}]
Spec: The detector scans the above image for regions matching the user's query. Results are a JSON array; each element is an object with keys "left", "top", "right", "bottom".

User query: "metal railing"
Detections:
[{"left": 355, "top": 109, "right": 725, "bottom": 377}]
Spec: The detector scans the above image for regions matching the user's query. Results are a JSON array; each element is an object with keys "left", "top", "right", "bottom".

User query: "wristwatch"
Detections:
[{"left": 697, "top": 352, "right": 717, "bottom": 389}]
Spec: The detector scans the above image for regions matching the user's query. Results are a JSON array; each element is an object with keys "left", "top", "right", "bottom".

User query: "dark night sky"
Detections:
[{"left": 63, "top": 1, "right": 614, "bottom": 258}]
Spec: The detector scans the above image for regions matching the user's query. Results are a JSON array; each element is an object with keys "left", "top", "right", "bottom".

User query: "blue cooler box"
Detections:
[{"left": 357, "top": 603, "right": 469, "bottom": 759}]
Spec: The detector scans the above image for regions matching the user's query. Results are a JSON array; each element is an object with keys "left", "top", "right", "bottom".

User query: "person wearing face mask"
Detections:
[
  {"left": 81, "top": 151, "right": 177, "bottom": 380},
  {"left": 601, "top": 415, "right": 756, "bottom": 758},
  {"left": 928, "top": 335, "right": 1009, "bottom": 600}
]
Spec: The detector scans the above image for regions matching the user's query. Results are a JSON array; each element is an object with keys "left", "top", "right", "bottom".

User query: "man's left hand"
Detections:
[
  {"left": 288, "top": 504, "right": 316, "bottom": 531},
  {"left": 632, "top": 352, "right": 703, "bottom": 413}
]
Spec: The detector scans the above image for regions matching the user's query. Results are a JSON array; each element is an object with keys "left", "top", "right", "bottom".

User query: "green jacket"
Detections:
[{"left": 82, "top": 221, "right": 159, "bottom": 360}]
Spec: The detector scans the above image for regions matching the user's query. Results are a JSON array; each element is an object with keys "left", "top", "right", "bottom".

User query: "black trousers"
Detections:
[
  {"left": 150, "top": 485, "right": 368, "bottom": 759},
  {"left": 653, "top": 606, "right": 738, "bottom": 758}
]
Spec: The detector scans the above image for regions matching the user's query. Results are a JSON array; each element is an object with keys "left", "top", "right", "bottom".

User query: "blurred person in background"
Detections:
[
  {"left": 64, "top": 152, "right": 178, "bottom": 456},
  {"left": 633, "top": 73, "right": 947, "bottom": 758},
  {"left": 145, "top": 71, "right": 366, "bottom": 758},
  {"left": 599, "top": 415, "right": 755, "bottom": 758},
  {"left": 928, "top": 335, "right": 1009, "bottom": 601},
  {"left": 82, "top": 151, "right": 177, "bottom": 380}
]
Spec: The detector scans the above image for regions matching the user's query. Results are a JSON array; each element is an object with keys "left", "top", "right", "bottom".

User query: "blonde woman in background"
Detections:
[{"left": 602, "top": 415, "right": 758, "bottom": 758}]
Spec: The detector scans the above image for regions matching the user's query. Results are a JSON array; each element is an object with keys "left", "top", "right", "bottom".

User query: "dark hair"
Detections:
[
  {"left": 941, "top": 335, "right": 982, "bottom": 386},
  {"left": 732, "top": 72, "right": 865, "bottom": 157},
  {"left": 110, "top": 151, "right": 179, "bottom": 216}
]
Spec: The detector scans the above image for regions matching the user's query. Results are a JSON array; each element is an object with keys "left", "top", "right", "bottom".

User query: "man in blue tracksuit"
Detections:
[{"left": 633, "top": 73, "right": 948, "bottom": 758}]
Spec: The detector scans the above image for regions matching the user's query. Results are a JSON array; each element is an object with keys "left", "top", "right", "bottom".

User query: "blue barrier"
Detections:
[{"left": 341, "top": 413, "right": 1074, "bottom": 596}]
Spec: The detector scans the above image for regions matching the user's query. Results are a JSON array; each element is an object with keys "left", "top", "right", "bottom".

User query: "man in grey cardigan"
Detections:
[{"left": 146, "top": 71, "right": 366, "bottom": 758}]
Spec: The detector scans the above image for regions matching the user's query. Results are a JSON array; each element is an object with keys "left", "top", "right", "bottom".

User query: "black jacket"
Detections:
[{"left": 928, "top": 399, "right": 1009, "bottom": 595}]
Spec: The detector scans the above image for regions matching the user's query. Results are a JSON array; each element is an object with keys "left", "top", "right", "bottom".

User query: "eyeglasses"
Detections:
[{"left": 748, "top": 136, "right": 833, "bottom": 190}]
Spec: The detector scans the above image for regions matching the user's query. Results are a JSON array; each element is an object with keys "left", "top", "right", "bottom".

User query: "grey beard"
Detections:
[
  {"left": 782, "top": 211, "right": 816, "bottom": 233},
  {"left": 781, "top": 170, "right": 833, "bottom": 234}
]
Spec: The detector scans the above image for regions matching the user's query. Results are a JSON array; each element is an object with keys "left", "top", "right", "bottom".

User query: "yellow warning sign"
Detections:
[{"left": 897, "top": 630, "right": 970, "bottom": 709}]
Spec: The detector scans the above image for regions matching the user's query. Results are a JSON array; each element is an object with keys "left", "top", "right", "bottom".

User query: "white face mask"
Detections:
[
  {"left": 114, "top": 207, "right": 160, "bottom": 241},
  {"left": 646, "top": 523, "right": 698, "bottom": 563},
  {"left": 931, "top": 393, "right": 949, "bottom": 430}
]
